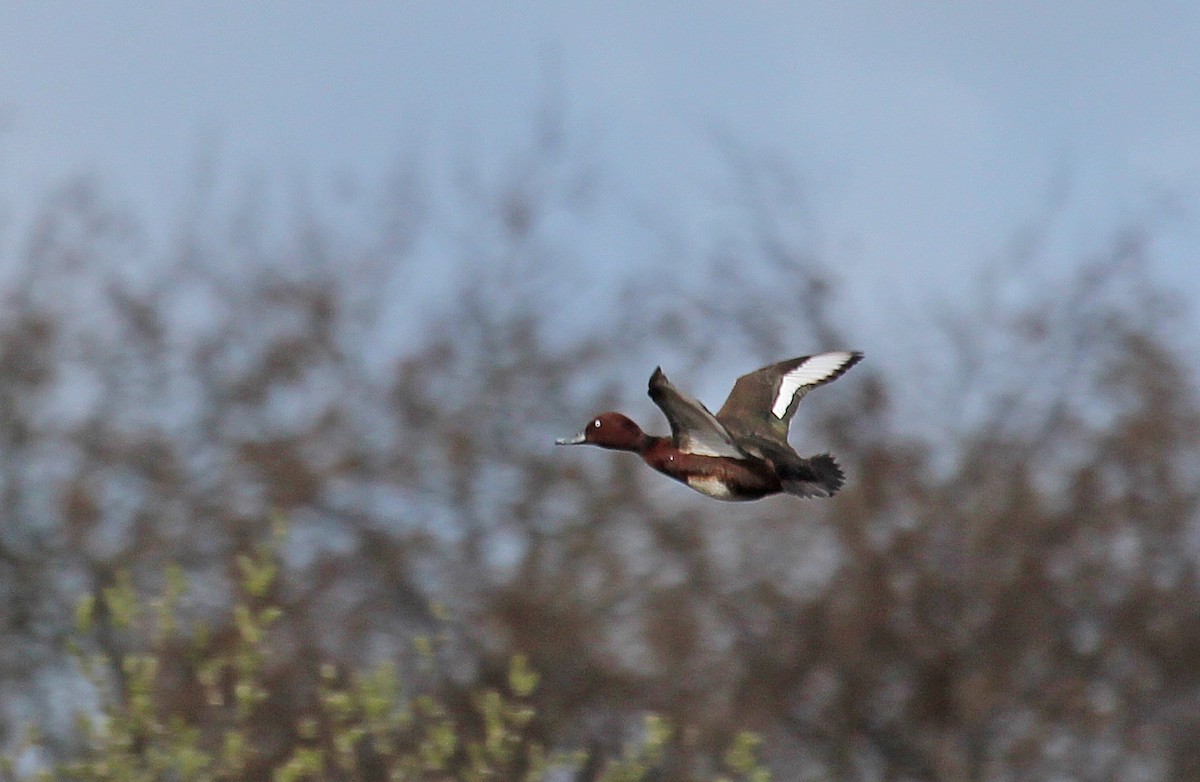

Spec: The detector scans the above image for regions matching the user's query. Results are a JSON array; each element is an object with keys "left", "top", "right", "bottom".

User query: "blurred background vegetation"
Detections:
[{"left": 0, "top": 113, "right": 1197, "bottom": 781}]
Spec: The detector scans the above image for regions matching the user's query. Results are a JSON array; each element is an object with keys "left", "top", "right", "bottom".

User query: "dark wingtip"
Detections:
[
  {"left": 832, "top": 351, "right": 865, "bottom": 377},
  {"left": 647, "top": 366, "right": 667, "bottom": 395},
  {"left": 820, "top": 351, "right": 864, "bottom": 387}
]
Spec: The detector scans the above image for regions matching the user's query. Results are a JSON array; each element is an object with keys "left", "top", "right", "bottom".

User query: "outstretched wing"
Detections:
[
  {"left": 647, "top": 367, "right": 746, "bottom": 458},
  {"left": 716, "top": 351, "right": 862, "bottom": 440}
]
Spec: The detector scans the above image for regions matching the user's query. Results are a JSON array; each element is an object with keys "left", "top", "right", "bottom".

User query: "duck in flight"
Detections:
[{"left": 556, "top": 351, "right": 863, "bottom": 501}]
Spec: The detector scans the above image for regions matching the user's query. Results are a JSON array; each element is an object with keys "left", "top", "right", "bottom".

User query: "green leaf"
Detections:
[
  {"left": 75, "top": 593, "right": 96, "bottom": 633},
  {"left": 508, "top": 653, "right": 539, "bottom": 697},
  {"left": 237, "top": 552, "right": 278, "bottom": 598},
  {"left": 103, "top": 571, "right": 140, "bottom": 629},
  {"left": 724, "top": 731, "right": 768, "bottom": 779}
]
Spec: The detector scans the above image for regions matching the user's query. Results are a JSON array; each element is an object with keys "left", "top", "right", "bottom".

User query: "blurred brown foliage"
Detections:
[{"left": 0, "top": 132, "right": 1197, "bottom": 782}]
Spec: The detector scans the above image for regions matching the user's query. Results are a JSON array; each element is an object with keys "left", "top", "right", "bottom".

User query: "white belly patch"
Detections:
[{"left": 685, "top": 475, "right": 736, "bottom": 499}]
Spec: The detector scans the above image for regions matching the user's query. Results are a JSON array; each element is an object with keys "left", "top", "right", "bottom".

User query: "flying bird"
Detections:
[{"left": 556, "top": 351, "right": 863, "bottom": 501}]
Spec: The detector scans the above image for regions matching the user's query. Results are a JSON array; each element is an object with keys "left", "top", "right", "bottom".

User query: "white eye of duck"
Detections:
[{"left": 593, "top": 419, "right": 601, "bottom": 428}]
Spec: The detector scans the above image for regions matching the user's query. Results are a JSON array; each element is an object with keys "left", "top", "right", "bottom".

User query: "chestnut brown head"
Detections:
[{"left": 555, "top": 412, "right": 649, "bottom": 452}]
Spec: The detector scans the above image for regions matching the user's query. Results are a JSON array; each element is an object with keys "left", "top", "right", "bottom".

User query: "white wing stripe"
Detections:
[{"left": 771, "top": 351, "right": 855, "bottom": 418}]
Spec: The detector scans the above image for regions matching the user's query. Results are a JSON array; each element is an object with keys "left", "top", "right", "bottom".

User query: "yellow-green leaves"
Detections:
[
  {"left": 102, "top": 571, "right": 139, "bottom": 630},
  {"left": 723, "top": 731, "right": 770, "bottom": 782},
  {"left": 596, "top": 714, "right": 674, "bottom": 782},
  {"left": 15, "top": 520, "right": 777, "bottom": 782},
  {"left": 74, "top": 594, "right": 97, "bottom": 635},
  {"left": 235, "top": 552, "right": 277, "bottom": 599},
  {"left": 508, "top": 653, "right": 539, "bottom": 698}
]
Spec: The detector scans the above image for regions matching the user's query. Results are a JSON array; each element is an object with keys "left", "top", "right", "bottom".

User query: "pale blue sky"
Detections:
[{"left": 1, "top": 2, "right": 1198, "bottom": 339}]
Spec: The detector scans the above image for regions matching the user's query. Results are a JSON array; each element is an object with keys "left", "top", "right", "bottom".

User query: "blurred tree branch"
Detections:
[{"left": 0, "top": 121, "right": 1196, "bottom": 780}]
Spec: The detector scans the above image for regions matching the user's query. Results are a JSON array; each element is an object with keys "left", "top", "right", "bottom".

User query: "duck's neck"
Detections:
[
  {"left": 634, "top": 434, "right": 668, "bottom": 456},
  {"left": 607, "top": 433, "right": 659, "bottom": 455}
]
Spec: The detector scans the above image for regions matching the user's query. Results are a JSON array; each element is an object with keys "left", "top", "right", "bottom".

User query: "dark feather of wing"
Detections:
[
  {"left": 716, "top": 356, "right": 812, "bottom": 440},
  {"left": 647, "top": 367, "right": 746, "bottom": 458},
  {"left": 717, "top": 353, "right": 862, "bottom": 440}
]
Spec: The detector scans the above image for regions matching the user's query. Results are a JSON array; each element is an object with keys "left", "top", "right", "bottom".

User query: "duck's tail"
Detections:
[{"left": 781, "top": 453, "right": 845, "bottom": 499}]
